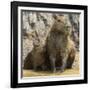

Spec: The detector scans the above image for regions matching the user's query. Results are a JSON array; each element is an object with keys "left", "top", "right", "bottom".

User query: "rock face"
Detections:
[{"left": 22, "top": 11, "right": 80, "bottom": 70}]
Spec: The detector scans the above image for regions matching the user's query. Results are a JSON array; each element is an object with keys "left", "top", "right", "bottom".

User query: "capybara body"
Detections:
[
  {"left": 46, "top": 15, "right": 76, "bottom": 73},
  {"left": 24, "top": 45, "right": 48, "bottom": 71},
  {"left": 23, "top": 30, "right": 50, "bottom": 71}
]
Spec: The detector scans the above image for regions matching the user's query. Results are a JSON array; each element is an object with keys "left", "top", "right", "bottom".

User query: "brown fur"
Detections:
[
  {"left": 23, "top": 30, "right": 51, "bottom": 71},
  {"left": 24, "top": 45, "right": 47, "bottom": 70},
  {"left": 46, "top": 15, "right": 76, "bottom": 72}
]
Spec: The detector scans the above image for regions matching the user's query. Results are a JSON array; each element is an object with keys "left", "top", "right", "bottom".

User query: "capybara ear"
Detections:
[{"left": 53, "top": 14, "right": 57, "bottom": 20}]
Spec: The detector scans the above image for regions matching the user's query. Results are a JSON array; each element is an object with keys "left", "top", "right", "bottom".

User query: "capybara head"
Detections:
[{"left": 52, "top": 14, "right": 71, "bottom": 36}]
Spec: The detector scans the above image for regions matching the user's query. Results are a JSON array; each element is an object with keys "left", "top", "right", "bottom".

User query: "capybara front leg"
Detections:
[
  {"left": 49, "top": 55, "right": 56, "bottom": 73},
  {"left": 60, "top": 56, "right": 68, "bottom": 72}
]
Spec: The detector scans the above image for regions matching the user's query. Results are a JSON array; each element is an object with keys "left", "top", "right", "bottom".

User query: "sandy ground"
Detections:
[{"left": 23, "top": 68, "right": 80, "bottom": 77}]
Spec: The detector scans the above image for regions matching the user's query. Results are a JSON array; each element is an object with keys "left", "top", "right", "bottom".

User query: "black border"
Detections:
[{"left": 11, "top": 1, "right": 88, "bottom": 88}]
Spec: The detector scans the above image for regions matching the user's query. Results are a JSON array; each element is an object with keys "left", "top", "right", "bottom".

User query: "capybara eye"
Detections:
[{"left": 58, "top": 20, "right": 61, "bottom": 22}]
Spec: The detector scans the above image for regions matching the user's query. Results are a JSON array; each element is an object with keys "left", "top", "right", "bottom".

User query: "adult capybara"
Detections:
[{"left": 46, "top": 14, "right": 76, "bottom": 73}]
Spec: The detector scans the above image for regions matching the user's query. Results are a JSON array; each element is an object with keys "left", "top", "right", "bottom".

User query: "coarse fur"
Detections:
[
  {"left": 23, "top": 31, "right": 50, "bottom": 71},
  {"left": 46, "top": 15, "right": 76, "bottom": 73}
]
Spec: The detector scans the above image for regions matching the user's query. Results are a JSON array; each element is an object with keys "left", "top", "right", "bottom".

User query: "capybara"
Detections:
[
  {"left": 23, "top": 31, "right": 50, "bottom": 71},
  {"left": 46, "top": 15, "right": 76, "bottom": 73}
]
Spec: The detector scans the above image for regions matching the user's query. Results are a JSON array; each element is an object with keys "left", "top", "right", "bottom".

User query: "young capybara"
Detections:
[
  {"left": 46, "top": 14, "right": 76, "bottom": 73},
  {"left": 23, "top": 31, "right": 50, "bottom": 71}
]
